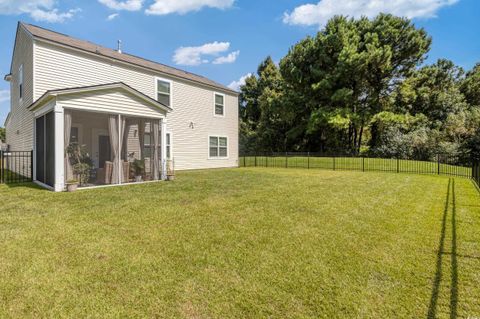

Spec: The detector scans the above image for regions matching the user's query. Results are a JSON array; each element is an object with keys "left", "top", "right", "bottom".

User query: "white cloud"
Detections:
[
  {"left": 173, "top": 41, "right": 232, "bottom": 66},
  {"left": 213, "top": 50, "right": 239, "bottom": 65},
  {"left": 0, "top": 0, "right": 80, "bottom": 22},
  {"left": 283, "top": 0, "right": 459, "bottom": 28},
  {"left": 107, "top": 13, "right": 119, "bottom": 20},
  {"left": 0, "top": 90, "right": 9, "bottom": 103},
  {"left": 228, "top": 73, "right": 252, "bottom": 91},
  {"left": 98, "top": 0, "right": 143, "bottom": 11},
  {"left": 30, "top": 8, "right": 80, "bottom": 23},
  {"left": 146, "top": 0, "right": 234, "bottom": 15}
]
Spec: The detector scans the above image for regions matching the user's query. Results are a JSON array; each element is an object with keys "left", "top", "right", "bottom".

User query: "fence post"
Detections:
[
  {"left": 307, "top": 152, "right": 310, "bottom": 169},
  {"left": 243, "top": 154, "right": 246, "bottom": 167},
  {"left": 254, "top": 152, "right": 257, "bottom": 167},
  {"left": 397, "top": 158, "right": 399, "bottom": 173},
  {"left": 285, "top": 152, "right": 288, "bottom": 168},
  {"left": 437, "top": 155, "right": 440, "bottom": 175},
  {"left": 333, "top": 155, "right": 336, "bottom": 171},
  {"left": 362, "top": 157, "right": 365, "bottom": 172},
  {"left": 266, "top": 153, "right": 268, "bottom": 168}
]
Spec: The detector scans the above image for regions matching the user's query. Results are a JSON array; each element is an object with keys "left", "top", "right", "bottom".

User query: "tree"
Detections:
[
  {"left": 0, "top": 127, "right": 5, "bottom": 142},
  {"left": 240, "top": 57, "right": 295, "bottom": 152},
  {"left": 239, "top": 14, "right": 480, "bottom": 161},
  {"left": 461, "top": 63, "right": 480, "bottom": 107},
  {"left": 280, "top": 14, "right": 431, "bottom": 154},
  {"left": 394, "top": 59, "right": 467, "bottom": 125}
]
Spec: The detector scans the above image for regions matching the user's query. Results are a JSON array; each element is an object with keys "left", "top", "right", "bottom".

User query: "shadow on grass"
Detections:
[{"left": 427, "top": 178, "right": 458, "bottom": 319}]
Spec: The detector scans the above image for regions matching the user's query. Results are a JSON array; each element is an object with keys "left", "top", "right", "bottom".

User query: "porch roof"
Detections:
[{"left": 28, "top": 82, "right": 173, "bottom": 113}]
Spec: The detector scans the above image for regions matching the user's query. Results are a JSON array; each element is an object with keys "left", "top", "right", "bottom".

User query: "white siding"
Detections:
[
  {"left": 34, "top": 42, "right": 154, "bottom": 100},
  {"left": 57, "top": 89, "right": 166, "bottom": 118},
  {"left": 168, "top": 82, "right": 238, "bottom": 170},
  {"left": 34, "top": 40, "right": 239, "bottom": 170},
  {"left": 6, "top": 26, "right": 34, "bottom": 151}
]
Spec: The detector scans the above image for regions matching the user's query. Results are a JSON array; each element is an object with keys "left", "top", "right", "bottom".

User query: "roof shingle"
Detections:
[{"left": 21, "top": 22, "right": 237, "bottom": 95}]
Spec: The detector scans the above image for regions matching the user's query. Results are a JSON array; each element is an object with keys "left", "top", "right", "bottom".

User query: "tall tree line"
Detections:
[{"left": 240, "top": 14, "right": 480, "bottom": 161}]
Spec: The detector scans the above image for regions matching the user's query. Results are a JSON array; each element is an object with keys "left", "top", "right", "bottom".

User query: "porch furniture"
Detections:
[
  {"left": 104, "top": 161, "right": 114, "bottom": 184},
  {"left": 122, "top": 161, "right": 130, "bottom": 183},
  {"left": 96, "top": 161, "right": 130, "bottom": 184}
]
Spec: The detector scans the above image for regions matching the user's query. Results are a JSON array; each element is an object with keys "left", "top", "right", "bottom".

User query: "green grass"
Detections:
[
  {"left": 1, "top": 168, "right": 479, "bottom": 318},
  {"left": 240, "top": 156, "right": 472, "bottom": 178}
]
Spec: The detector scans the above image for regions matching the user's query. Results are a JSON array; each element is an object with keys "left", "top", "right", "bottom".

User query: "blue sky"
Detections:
[{"left": 0, "top": 0, "right": 479, "bottom": 124}]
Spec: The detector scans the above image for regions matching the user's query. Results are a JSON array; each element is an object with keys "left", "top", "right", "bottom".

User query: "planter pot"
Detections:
[
  {"left": 135, "top": 175, "right": 143, "bottom": 183},
  {"left": 66, "top": 183, "right": 78, "bottom": 192},
  {"left": 167, "top": 175, "right": 175, "bottom": 181}
]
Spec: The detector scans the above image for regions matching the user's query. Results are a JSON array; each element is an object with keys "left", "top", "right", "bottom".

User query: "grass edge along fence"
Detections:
[{"left": 240, "top": 152, "right": 480, "bottom": 187}]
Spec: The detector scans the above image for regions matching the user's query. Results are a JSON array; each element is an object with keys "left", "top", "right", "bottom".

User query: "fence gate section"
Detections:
[{"left": 0, "top": 151, "right": 33, "bottom": 184}]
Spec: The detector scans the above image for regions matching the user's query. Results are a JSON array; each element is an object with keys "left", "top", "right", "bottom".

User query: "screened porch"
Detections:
[{"left": 64, "top": 110, "right": 168, "bottom": 188}]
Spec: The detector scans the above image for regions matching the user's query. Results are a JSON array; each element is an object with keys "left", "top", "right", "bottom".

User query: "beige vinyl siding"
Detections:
[
  {"left": 34, "top": 41, "right": 154, "bottom": 100},
  {"left": 57, "top": 89, "right": 166, "bottom": 118},
  {"left": 6, "top": 26, "right": 34, "bottom": 151},
  {"left": 168, "top": 82, "right": 238, "bottom": 170},
  {"left": 34, "top": 40, "right": 238, "bottom": 170}
]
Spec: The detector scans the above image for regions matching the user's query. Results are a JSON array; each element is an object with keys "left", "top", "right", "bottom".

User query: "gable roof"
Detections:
[
  {"left": 28, "top": 82, "right": 172, "bottom": 113},
  {"left": 20, "top": 22, "right": 238, "bottom": 95}
]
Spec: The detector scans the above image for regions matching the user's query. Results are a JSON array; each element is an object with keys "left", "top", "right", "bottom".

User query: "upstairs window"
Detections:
[
  {"left": 214, "top": 93, "right": 224, "bottom": 116},
  {"left": 156, "top": 78, "right": 171, "bottom": 107},
  {"left": 209, "top": 136, "right": 228, "bottom": 158},
  {"left": 19, "top": 64, "right": 23, "bottom": 101}
]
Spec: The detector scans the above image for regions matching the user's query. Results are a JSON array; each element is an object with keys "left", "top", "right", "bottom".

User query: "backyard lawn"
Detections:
[{"left": 0, "top": 168, "right": 479, "bottom": 318}]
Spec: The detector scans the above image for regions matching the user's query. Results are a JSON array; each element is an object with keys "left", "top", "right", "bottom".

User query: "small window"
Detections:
[
  {"left": 209, "top": 136, "right": 228, "bottom": 158},
  {"left": 166, "top": 133, "right": 172, "bottom": 159},
  {"left": 19, "top": 64, "right": 23, "bottom": 101},
  {"left": 70, "top": 127, "right": 79, "bottom": 144},
  {"left": 144, "top": 132, "right": 152, "bottom": 158},
  {"left": 214, "top": 93, "right": 224, "bottom": 116},
  {"left": 157, "top": 79, "right": 171, "bottom": 107}
]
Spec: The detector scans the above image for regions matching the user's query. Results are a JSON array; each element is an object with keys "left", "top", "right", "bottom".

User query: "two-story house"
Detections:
[{"left": 4, "top": 22, "right": 239, "bottom": 191}]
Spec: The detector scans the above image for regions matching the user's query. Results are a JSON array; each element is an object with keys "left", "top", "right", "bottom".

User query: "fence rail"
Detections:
[
  {"left": 0, "top": 151, "right": 33, "bottom": 184},
  {"left": 240, "top": 152, "right": 480, "bottom": 186}
]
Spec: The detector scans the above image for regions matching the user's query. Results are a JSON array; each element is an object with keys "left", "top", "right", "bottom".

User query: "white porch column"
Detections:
[
  {"left": 53, "top": 103, "right": 65, "bottom": 191},
  {"left": 32, "top": 117, "right": 36, "bottom": 182},
  {"left": 160, "top": 118, "right": 167, "bottom": 180}
]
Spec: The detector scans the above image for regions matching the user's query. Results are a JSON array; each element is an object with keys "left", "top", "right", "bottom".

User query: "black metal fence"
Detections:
[
  {"left": 240, "top": 152, "right": 480, "bottom": 185},
  {"left": 473, "top": 162, "right": 480, "bottom": 188},
  {"left": 0, "top": 151, "right": 33, "bottom": 184}
]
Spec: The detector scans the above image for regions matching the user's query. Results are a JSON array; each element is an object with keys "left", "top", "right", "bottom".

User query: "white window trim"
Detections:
[
  {"left": 213, "top": 92, "right": 226, "bottom": 118},
  {"left": 155, "top": 76, "right": 173, "bottom": 109},
  {"left": 19, "top": 64, "right": 23, "bottom": 103},
  {"left": 208, "top": 135, "right": 229, "bottom": 159}
]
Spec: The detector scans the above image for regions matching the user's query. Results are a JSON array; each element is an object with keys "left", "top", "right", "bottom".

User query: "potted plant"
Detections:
[
  {"left": 67, "top": 142, "right": 93, "bottom": 186},
  {"left": 66, "top": 179, "right": 78, "bottom": 192},
  {"left": 132, "top": 159, "right": 145, "bottom": 182}
]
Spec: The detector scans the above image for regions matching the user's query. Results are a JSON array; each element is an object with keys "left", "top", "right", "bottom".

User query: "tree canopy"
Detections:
[{"left": 239, "top": 14, "right": 480, "bottom": 161}]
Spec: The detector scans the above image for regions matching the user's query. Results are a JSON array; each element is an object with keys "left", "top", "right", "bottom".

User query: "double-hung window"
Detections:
[
  {"left": 19, "top": 64, "right": 23, "bottom": 101},
  {"left": 156, "top": 78, "right": 171, "bottom": 107},
  {"left": 214, "top": 93, "right": 224, "bottom": 116},
  {"left": 209, "top": 136, "right": 228, "bottom": 158}
]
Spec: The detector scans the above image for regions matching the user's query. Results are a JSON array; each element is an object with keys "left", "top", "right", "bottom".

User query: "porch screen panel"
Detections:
[
  {"left": 35, "top": 116, "right": 45, "bottom": 184},
  {"left": 35, "top": 112, "right": 55, "bottom": 187},
  {"left": 45, "top": 111, "right": 55, "bottom": 187}
]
